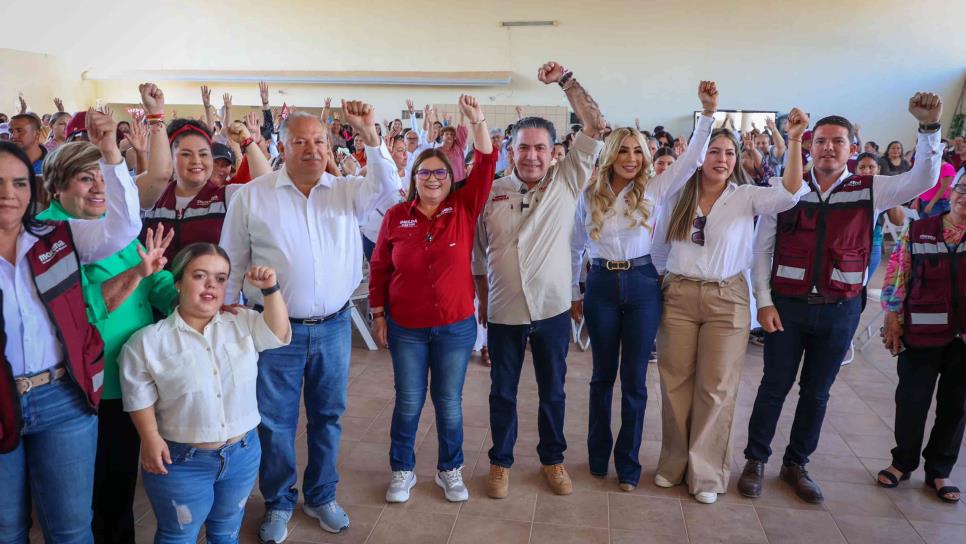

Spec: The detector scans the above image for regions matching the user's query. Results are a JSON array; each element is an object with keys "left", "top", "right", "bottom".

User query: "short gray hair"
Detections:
[
  {"left": 278, "top": 111, "right": 323, "bottom": 144},
  {"left": 510, "top": 116, "right": 556, "bottom": 148}
]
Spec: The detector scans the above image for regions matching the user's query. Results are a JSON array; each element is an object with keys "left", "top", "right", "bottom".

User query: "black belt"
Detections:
[
  {"left": 254, "top": 301, "right": 351, "bottom": 325},
  {"left": 591, "top": 255, "right": 652, "bottom": 271},
  {"left": 777, "top": 293, "right": 852, "bottom": 305}
]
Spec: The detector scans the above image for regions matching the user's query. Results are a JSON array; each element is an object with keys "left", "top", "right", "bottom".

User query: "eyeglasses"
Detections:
[
  {"left": 416, "top": 168, "right": 450, "bottom": 181},
  {"left": 691, "top": 216, "right": 707, "bottom": 246},
  {"left": 953, "top": 184, "right": 966, "bottom": 194}
]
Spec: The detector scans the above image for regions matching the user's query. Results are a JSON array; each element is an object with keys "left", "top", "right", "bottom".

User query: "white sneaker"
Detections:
[
  {"left": 695, "top": 491, "right": 718, "bottom": 504},
  {"left": 435, "top": 467, "right": 469, "bottom": 502},
  {"left": 654, "top": 474, "right": 675, "bottom": 488},
  {"left": 386, "top": 470, "right": 416, "bottom": 503}
]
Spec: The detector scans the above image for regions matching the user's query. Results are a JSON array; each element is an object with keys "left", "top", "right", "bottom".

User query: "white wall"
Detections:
[{"left": 1, "top": 0, "right": 963, "bottom": 146}]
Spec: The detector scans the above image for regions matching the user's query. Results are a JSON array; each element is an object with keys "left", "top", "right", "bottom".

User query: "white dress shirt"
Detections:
[
  {"left": 571, "top": 115, "right": 714, "bottom": 297},
  {"left": 360, "top": 176, "right": 406, "bottom": 244},
  {"left": 752, "top": 130, "right": 943, "bottom": 309},
  {"left": 2, "top": 161, "right": 142, "bottom": 376},
  {"left": 220, "top": 144, "right": 397, "bottom": 317},
  {"left": 666, "top": 179, "right": 808, "bottom": 281},
  {"left": 119, "top": 308, "right": 290, "bottom": 444}
]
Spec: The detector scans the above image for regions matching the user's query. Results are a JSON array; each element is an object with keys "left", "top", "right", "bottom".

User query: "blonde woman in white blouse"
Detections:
[
  {"left": 119, "top": 243, "right": 292, "bottom": 543},
  {"left": 654, "top": 110, "right": 809, "bottom": 505},
  {"left": 570, "top": 82, "right": 718, "bottom": 492}
]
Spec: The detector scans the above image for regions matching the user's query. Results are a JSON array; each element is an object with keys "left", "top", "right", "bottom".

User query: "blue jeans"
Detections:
[
  {"left": 584, "top": 263, "right": 661, "bottom": 485},
  {"left": 257, "top": 309, "right": 351, "bottom": 511},
  {"left": 388, "top": 315, "right": 476, "bottom": 471},
  {"left": 0, "top": 378, "right": 97, "bottom": 544},
  {"left": 141, "top": 429, "right": 260, "bottom": 544},
  {"left": 488, "top": 311, "right": 571, "bottom": 467},
  {"left": 869, "top": 222, "right": 884, "bottom": 278},
  {"left": 744, "top": 296, "right": 862, "bottom": 466}
]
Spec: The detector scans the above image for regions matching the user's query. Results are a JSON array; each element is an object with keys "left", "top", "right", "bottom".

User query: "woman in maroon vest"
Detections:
[
  {"left": 0, "top": 110, "right": 144, "bottom": 542},
  {"left": 879, "top": 177, "right": 966, "bottom": 503},
  {"left": 136, "top": 83, "right": 271, "bottom": 264}
]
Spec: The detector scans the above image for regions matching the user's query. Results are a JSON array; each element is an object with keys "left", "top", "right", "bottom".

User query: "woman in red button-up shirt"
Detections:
[{"left": 369, "top": 94, "right": 495, "bottom": 504}]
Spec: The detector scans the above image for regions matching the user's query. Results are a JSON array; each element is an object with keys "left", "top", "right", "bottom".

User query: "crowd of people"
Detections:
[{"left": 0, "top": 58, "right": 962, "bottom": 544}]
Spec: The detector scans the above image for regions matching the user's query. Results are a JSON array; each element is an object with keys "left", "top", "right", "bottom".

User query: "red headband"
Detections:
[{"left": 168, "top": 124, "right": 212, "bottom": 145}]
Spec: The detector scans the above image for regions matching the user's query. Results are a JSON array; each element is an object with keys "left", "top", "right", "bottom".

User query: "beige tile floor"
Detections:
[{"left": 32, "top": 292, "right": 966, "bottom": 543}]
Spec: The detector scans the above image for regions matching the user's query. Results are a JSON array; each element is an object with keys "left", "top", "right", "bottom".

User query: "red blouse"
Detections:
[{"left": 369, "top": 149, "right": 496, "bottom": 328}]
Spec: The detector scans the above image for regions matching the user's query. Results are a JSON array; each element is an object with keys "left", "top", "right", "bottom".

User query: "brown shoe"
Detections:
[
  {"left": 737, "top": 460, "right": 765, "bottom": 498},
  {"left": 780, "top": 463, "right": 824, "bottom": 504},
  {"left": 486, "top": 465, "right": 510, "bottom": 499},
  {"left": 541, "top": 464, "right": 573, "bottom": 495}
]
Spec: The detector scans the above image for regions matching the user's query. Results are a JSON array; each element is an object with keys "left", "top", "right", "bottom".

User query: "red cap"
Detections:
[{"left": 65, "top": 111, "right": 86, "bottom": 139}]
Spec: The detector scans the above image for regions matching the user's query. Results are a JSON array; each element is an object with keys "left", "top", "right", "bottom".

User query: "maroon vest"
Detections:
[
  {"left": 770, "top": 174, "right": 874, "bottom": 300},
  {"left": 0, "top": 222, "right": 105, "bottom": 453},
  {"left": 142, "top": 181, "right": 227, "bottom": 263},
  {"left": 902, "top": 213, "right": 966, "bottom": 348}
]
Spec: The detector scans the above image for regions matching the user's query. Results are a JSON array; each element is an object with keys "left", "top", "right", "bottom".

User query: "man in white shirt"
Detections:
[
  {"left": 737, "top": 94, "right": 944, "bottom": 505},
  {"left": 474, "top": 61, "right": 605, "bottom": 499},
  {"left": 219, "top": 103, "right": 397, "bottom": 541}
]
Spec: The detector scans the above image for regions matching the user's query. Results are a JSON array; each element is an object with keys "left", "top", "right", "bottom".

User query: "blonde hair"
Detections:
[
  {"left": 41, "top": 141, "right": 103, "bottom": 197},
  {"left": 665, "top": 129, "right": 750, "bottom": 243},
  {"left": 584, "top": 127, "right": 655, "bottom": 241}
]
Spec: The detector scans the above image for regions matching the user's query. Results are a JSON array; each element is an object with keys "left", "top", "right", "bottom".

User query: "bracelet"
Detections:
[
  {"left": 918, "top": 122, "right": 941, "bottom": 133},
  {"left": 370, "top": 310, "right": 385, "bottom": 320},
  {"left": 557, "top": 71, "right": 574, "bottom": 88},
  {"left": 261, "top": 283, "right": 280, "bottom": 296},
  {"left": 145, "top": 113, "right": 165, "bottom": 120},
  {"left": 471, "top": 117, "right": 486, "bottom": 126},
  {"left": 240, "top": 137, "right": 254, "bottom": 151},
  {"left": 560, "top": 78, "right": 577, "bottom": 92},
  {"left": 146, "top": 119, "right": 166, "bottom": 127}
]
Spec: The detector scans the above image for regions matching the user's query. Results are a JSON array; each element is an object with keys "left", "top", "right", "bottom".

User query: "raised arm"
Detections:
[
  {"left": 95, "top": 225, "right": 173, "bottom": 314},
  {"left": 777, "top": 108, "right": 808, "bottom": 196},
  {"left": 70, "top": 110, "right": 143, "bottom": 263},
  {"left": 537, "top": 61, "right": 607, "bottom": 139},
  {"left": 343, "top": 100, "right": 398, "bottom": 218},
  {"left": 321, "top": 97, "right": 332, "bottom": 129},
  {"left": 650, "top": 81, "right": 718, "bottom": 202},
  {"left": 135, "top": 83, "right": 173, "bottom": 209},
  {"left": 201, "top": 85, "right": 214, "bottom": 131},
  {"left": 245, "top": 266, "right": 291, "bottom": 342},
  {"left": 874, "top": 92, "right": 944, "bottom": 209},
  {"left": 227, "top": 113, "right": 272, "bottom": 178},
  {"left": 766, "top": 116, "right": 785, "bottom": 159}
]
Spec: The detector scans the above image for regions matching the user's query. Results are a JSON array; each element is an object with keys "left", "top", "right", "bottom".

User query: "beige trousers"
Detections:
[{"left": 656, "top": 273, "right": 750, "bottom": 494}]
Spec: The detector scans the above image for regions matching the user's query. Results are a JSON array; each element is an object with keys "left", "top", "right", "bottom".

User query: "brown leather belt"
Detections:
[{"left": 15, "top": 364, "right": 67, "bottom": 395}]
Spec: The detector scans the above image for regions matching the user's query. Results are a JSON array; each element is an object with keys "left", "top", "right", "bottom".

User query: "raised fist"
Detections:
[
  {"left": 908, "top": 92, "right": 942, "bottom": 125},
  {"left": 458, "top": 95, "right": 484, "bottom": 124},
  {"left": 245, "top": 266, "right": 278, "bottom": 290},
  {"left": 139, "top": 83, "right": 165, "bottom": 115},
  {"left": 785, "top": 108, "right": 810, "bottom": 141},
  {"left": 698, "top": 81, "right": 719, "bottom": 113},
  {"left": 537, "top": 61, "right": 568, "bottom": 84}
]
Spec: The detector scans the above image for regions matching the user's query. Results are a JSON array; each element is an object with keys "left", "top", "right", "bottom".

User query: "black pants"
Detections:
[
  {"left": 892, "top": 340, "right": 966, "bottom": 479},
  {"left": 92, "top": 399, "right": 140, "bottom": 544}
]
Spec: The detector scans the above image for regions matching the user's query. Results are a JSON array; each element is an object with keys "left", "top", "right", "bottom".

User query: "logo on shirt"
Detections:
[
  {"left": 920, "top": 234, "right": 937, "bottom": 241},
  {"left": 492, "top": 194, "right": 509, "bottom": 202},
  {"left": 38, "top": 240, "right": 68, "bottom": 264},
  {"left": 844, "top": 180, "right": 863, "bottom": 188},
  {"left": 436, "top": 207, "right": 454, "bottom": 217},
  {"left": 399, "top": 219, "right": 418, "bottom": 228}
]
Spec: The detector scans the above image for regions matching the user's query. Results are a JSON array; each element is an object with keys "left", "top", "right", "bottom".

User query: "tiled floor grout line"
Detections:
[
  {"left": 679, "top": 498, "right": 691, "bottom": 544},
  {"left": 362, "top": 504, "right": 387, "bottom": 544},
  {"left": 527, "top": 492, "right": 538, "bottom": 544}
]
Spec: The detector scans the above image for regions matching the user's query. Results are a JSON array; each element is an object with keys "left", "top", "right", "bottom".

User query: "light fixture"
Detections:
[{"left": 500, "top": 20, "right": 557, "bottom": 27}]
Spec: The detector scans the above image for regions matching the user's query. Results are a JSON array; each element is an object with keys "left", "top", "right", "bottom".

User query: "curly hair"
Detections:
[{"left": 583, "top": 127, "right": 656, "bottom": 241}]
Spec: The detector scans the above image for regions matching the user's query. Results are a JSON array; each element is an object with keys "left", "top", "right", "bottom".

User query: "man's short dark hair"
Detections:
[
  {"left": 856, "top": 152, "right": 878, "bottom": 163},
  {"left": 10, "top": 113, "right": 41, "bottom": 131},
  {"left": 813, "top": 115, "right": 855, "bottom": 142},
  {"left": 511, "top": 116, "right": 556, "bottom": 147}
]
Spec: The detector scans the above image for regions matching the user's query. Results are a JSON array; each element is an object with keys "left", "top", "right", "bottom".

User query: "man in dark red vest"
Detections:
[{"left": 737, "top": 92, "right": 945, "bottom": 504}]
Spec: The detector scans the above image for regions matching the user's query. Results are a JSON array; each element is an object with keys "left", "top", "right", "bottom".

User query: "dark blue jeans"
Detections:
[
  {"left": 141, "top": 429, "right": 260, "bottom": 544},
  {"left": 0, "top": 378, "right": 97, "bottom": 543},
  {"left": 584, "top": 263, "right": 661, "bottom": 485},
  {"left": 388, "top": 315, "right": 476, "bottom": 471},
  {"left": 257, "top": 309, "right": 351, "bottom": 511},
  {"left": 488, "top": 311, "right": 571, "bottom": 467},
  {"left": 744, "top": 296, "right": 862, "bottom": 466}
]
